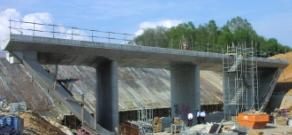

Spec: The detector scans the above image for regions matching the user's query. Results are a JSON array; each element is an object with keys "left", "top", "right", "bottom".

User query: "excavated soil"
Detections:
[
  {"left": 272, "top": 52, "right": 292, "bottom": 82},
  {"left": 271, "top": 52, "right": 292, "bottom": 109},
  {"left": 19, "top": 112, "right": 65, "bottom": 135}
]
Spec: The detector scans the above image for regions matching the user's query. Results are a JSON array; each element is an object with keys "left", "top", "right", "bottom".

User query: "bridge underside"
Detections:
[{"left": 3, "top": 35, "right": 288, "bottom": 132}]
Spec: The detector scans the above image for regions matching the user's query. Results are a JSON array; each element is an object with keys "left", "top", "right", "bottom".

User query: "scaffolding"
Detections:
[
  {"left": 223, "top": 43, "right": 259, "bottom": 118},
  {"left": 137, "top": 108, "right": 154, "bottom": 122}
]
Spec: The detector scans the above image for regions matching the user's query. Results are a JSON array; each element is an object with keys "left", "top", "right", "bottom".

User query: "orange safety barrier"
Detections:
[{"left": 236, "top": 112, "right": 269, "bottom": 129}]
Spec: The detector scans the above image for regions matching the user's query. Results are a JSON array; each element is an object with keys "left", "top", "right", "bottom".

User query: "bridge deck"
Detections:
[{"left": 3, "top": 34, "right": 288, "bottom": 70}]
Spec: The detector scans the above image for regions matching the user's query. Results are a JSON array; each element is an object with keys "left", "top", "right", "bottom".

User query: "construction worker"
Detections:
[
  {"left": 200, "top": 110, "right": 206, "bottom": 124},
  {"left": 187, "top": 112, "right": 193, "bottom": 126},
  {"left": 196, "top": 111, "right": 201, "bottom": 124}
]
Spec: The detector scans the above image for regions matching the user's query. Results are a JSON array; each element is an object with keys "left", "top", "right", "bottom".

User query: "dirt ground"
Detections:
[
  {"left": 255, "top": 125, "right": 292, "bottom": 135},
  {"left": 19, "top": 111, "right": 66, "bottom": 135},
  {"left": 272, "top": 52, "right": 292, "bottom": 83},
  {"left": 271, "top": 52, "right": 292, "bottom": 109}
]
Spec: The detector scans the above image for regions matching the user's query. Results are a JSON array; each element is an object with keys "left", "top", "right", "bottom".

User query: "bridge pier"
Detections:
[
  {"left": 95, "top": 58, "right": 118, "bottom": 132},
  {"left": 170, "top": 63, "right": 200, "bottom": 123}
]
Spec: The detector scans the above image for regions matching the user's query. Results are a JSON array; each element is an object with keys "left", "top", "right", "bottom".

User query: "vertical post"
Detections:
[
  {"left": 81, "top": 93, "right": 84, "bottom": 126},
  {"left": 170, "top": 63, "right": 200, "bottom": 124},
  {"left": 108, "top": 32, "right": 111, "bottom": 43},
  {"left": 95, "top": 58, "right": 118, "bottom": 132},
  {"left": 91, "top": 30, "right": 94, "bottom": 42},
  {"left": 71, "top": 27, "right": 74, "bottom": 40},
  {"left": 123, "top": 34, "right": 126, "bottom": 44},
  {"left": 9, "top": 19, "right": 11, "bottom": 34},
  {"left": 52, "top": 64, "right": 58, "bottom": 93},
  {"left": 33, "top": 22, "right": 35, "bottom": 36},
  {"left": 52, "top": 24, "right": 55, "bottom": 38}
]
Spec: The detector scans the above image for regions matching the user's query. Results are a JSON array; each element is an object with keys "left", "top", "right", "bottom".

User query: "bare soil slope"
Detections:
[
  {"left": 270, "top": 52, "right": 292, "bottom": 109},
  {"left": 20, "top": 112, "right": 66, "bottom": 135}
]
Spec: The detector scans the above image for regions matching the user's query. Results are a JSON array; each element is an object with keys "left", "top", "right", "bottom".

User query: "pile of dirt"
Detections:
[
  {"left": 271, "top": 52, "right": 292, "bottom": 109},
  {"left": 272, "top": 52, "right": 292, "bottom": 82},
  {"left": 19, "top": 111, "right": 66, "bottom": 135},
  {"left": 278, "top": 89, "right": 292, "bottom": 109}
]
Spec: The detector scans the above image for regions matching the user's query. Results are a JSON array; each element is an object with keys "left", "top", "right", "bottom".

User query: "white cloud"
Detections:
[
  {"left": 0, "top": 8, "right": 90, "bottom": 54},
  {"left": 0, "top": 9, "right": 54, "bottom": 56},
  {"left": 0, "top": 9, "right": 21, "bottom": 42},
  {"left": 135, "top": 19, "right": 182, "bottom": 36},
  {"left": 21, "top": 12, "right": 53, "bottom": 36},
  {"left": 23, "top": 12, "right": 53, "bottom": 24}
]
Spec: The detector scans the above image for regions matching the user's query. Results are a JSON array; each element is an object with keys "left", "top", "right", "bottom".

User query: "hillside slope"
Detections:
[
  {"left": 269, "top": 52, "right": 292, "bottom": 109},
  {"left": 272, "top": 52, "right": 292, "bottom": 82}
]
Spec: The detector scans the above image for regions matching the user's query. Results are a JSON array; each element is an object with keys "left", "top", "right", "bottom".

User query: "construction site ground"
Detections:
[
  {"left": 149, "top": 122, "right": 292, "bottom": 135},
  {"left": 20, "top": 111, "right": 72, "bottom": 135},
  {"left": 0, "top": 53, "right": 291, "bottom": 134},
  {"left": 256, "top": 125, "right": 292, "bottom": 135},
  {"left": 0, "top": 111, "right": 71, "bottom": 135}
]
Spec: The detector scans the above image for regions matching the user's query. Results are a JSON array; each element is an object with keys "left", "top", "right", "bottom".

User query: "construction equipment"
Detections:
[{"left": 236, "top": 112, "right": 269, "bottom": 129}]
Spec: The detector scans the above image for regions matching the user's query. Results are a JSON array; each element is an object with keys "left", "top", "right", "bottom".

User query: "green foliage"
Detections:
[{"left": 134, "top": 16, "right": 291, "bottom": 56}]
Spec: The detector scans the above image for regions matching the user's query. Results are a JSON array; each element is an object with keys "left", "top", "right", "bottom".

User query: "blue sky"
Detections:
[{"left": 0, "top": 0, "right": 292, "bottom": 46}]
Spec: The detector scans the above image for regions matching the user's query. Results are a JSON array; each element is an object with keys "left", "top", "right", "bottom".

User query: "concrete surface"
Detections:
[
  {"left": 3, "top": 34, "right": 287, "bottom": 70},
  {"left": 95, "top": 58, "right": 118, "bottom": 132},
  {"left": 170, "top": 63, "right": 200, "bottom": 123}
]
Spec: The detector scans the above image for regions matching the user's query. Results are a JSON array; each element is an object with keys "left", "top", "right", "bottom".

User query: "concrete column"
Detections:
[
  {"left": 95, "top": 58, "right": 118, "bottom": 132},
  {"left": 170, "top": 63, "right": 200, "bottom": 123}
]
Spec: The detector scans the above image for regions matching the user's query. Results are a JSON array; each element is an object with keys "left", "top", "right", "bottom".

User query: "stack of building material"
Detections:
[
  {"left": 275, "top": 116, "right": 287, "bottom": 126},
  {"left": 0, "top": 115, "right": 23, "bottom": 134},
  {"left": 120, "top": 121, "right": 148, "bottom": 135},
  {"left": 173, "top": 117, "right": 183, "bottom": 125},
  {"left": 272, "top": 108, "right": 290, "bottom": 126},
  {"left": 152, "top": 117, "right": 162, "bottom": 133},
  {"left": 9, "top": 102, "right": 27, "bottom": 113},
  {"left": 160, "top": 117, "right": 171, "bottom": 132},
  {"left": 170, "top": 117, "right": 185, "bottom": 133}
]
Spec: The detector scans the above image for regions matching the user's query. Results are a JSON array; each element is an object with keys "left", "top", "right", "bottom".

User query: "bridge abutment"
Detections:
[{"left": 170, "top": 63, "right": 200, "bottom": 123}]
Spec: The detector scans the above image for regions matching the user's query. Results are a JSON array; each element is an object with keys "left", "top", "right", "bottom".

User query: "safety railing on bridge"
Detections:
[
  {"left": 7, "top": 20, "right": 225, "bottom": 53},
  {"left": 9, "top": 20, "right": 134, "bottom": 45}
]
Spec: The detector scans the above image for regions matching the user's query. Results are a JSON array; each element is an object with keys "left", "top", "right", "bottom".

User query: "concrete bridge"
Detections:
[{"left": 1, "top": 21, "right": 288, "bottom": 133}]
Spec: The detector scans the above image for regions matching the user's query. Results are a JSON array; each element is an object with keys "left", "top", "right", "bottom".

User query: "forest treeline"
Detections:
[{"left": 134, "top": 17, "right": 290, "bottom": 56}]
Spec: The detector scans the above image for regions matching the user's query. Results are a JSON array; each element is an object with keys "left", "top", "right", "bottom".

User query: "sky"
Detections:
[{"left": 0, "top": 0, "right": 292, "bottom": 46}]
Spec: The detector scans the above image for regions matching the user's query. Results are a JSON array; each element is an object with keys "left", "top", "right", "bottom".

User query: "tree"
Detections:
[
  {"left": 134, "top": 16, "right": 290, "bottom": 56},
  {"left": 167, "top": 22, "right": 196, "bottom": 49},
  {"left": 134, "top": 27, "right": 169, "bottom": 47},
  {"left": 224, "top": 16, "right": 257, "bottom": 46}
]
